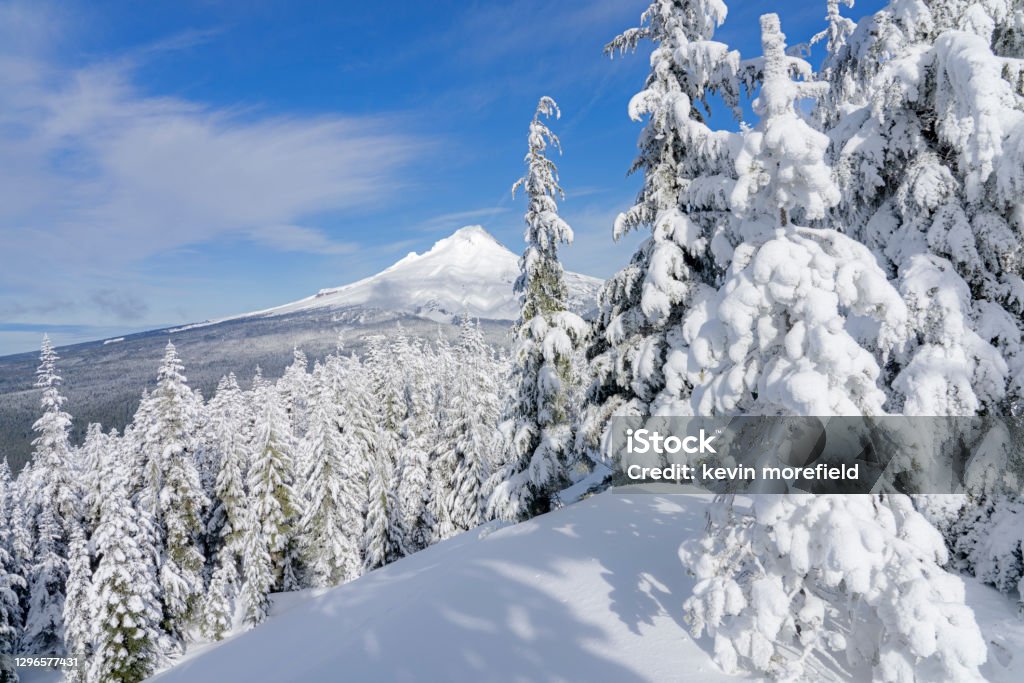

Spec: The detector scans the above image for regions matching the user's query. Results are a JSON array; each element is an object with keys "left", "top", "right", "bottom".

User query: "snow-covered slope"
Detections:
[
  {"left": 148, "top": 490, "right": 1024, "bottom": 683},
  {"left": 151, "top": 493, "right": 743, "bottom": 683},
  {"left": 179, "top": 226, "right": 602, "bottom": 330}
]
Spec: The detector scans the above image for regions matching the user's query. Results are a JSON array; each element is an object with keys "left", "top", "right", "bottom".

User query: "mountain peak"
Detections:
[
  {"left": 200, "top": 225, "right": 602, "bottom": 327},
  {"left": 451, "top": 224, "right": 494, "bottom": 239}
]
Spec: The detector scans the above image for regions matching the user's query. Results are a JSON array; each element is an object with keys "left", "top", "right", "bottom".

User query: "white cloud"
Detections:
[
  {"left": 0, "top": 2, "right": 430, "bottom": 327},
  {"left": 247, "top": 225, "right": 357, "bottom": 255},
  {"left": 416, "top": 207, "right": 511, "bottom": 233}
]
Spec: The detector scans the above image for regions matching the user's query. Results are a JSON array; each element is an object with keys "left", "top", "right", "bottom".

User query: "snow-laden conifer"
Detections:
[
  {"left": 0, "top": 460, "right": 25, "bottom": 683},
  {"left": 205, "top": 374, "right": 249, "bottom": 568},
  {"left": 583, "top": 0, "right": 741, "bottom": 457},
  {"left": 88, "top": 464, "right": 164, "bottom": 683},
  {"left": 432, "top": 318, "right": 501, "bottom": 537},
  {"left": 489, "top": 97, "right": 587, "bottom": 522},
  {"left": 828, "top": 0, "right": 1024, "bottom": 416},
  {"left": 686, "top": 13, "right": 906, "bottom": 416},
  {"left": 23, "top": 336, "right": 76, "bottom": 656},
  {"left": 299, "top": 367, "right": 361, "bottom": 586},
  {"left": 247, "top": 380, "right": 299, "bottom": 590},
  {"left": 199, "top": 559, "right": 236, "bottom": 642},
  {"left": 61, "top": 525, "right": 91, "bottom": 672},
  {"left": 682, "top": 494, "right": 988, "bottom": 681},
  {"left": 240, "top": 506, "right": 273, "bottom": 626},
  {"left": 142, "top": 342, "right": 207, "bottom": 643}
]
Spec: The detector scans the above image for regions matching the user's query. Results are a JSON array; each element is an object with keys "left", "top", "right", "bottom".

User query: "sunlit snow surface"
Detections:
[
  {"left": 150, "top": 493, "right": 746, "bottom": 683},
  {"left": 13, "top": 495, "right": 1024, "bottom": 683}
]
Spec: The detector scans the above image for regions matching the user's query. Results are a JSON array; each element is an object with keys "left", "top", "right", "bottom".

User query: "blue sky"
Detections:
[{"left": 0, "top": 0, "right": 886, "bottom": 355}]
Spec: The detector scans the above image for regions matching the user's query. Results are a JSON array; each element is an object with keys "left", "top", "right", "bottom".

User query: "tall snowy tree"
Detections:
[
  {"left": 78, "top": 424, "right": 113, "bottom": 534},
  {"left": 204, "top": 374, "right": 250, "bottom": 568},
  {"left": 61, "top": 525, "right": 91, "bottom": 669},
  {"left": 299, "top": 368, "right": 361, "bottom": 586},
  {"left": 278, "top": 348, "right": 312, "bottom": 442},
  {"left": 679, "top": 14, "right": 988, "bottom": 681},
  {"left": 361, "top": 337, "right": 404, "bottom": 569},
  {"left": 246, "top": 380, "right": 299, "bottom": 591},
  {"left": 89, "top": 467, "right": 164, "bottom": 683},
  {"left": 828, "top": 0, "right": 1024, "bottom": 416},
  {"left": 0, "top": 461, "right": 25, "bottom": 683},
  {"left": 23, "top": 336, "right": 77, "bottom": 656},
  {"left": 583, "top": 0, "right": 741, "bottom": 458},
  {"left": 686, "top": 12, "right": 906, "bottom": 417},
  {"left": 431, "top": 318, "right": 501, "bottom": 538},
  {"left": 141, "top": 342, "right": 208, "bottom": 644},
  {"left": 489, "top": 97, "right": 587, "bottom": 522},
  {"left": 199, "top": 558, "right": 235, "bottom": 642},
  {"left": 240, "top": 505, "right": 273, "bottom": 626}
]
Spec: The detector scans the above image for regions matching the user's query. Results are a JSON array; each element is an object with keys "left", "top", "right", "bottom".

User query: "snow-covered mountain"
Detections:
[
  {"left": 0, "top": 226, "right": 604, "bottom": 471},
  {"left": 176, "top": 225, "right": 602, "bottom": 331}
]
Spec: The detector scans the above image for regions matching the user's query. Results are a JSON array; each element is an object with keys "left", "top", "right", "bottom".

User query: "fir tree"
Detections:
[
  {"left": 89, "top": 469, "right": 164, "bottom": 683},
  {"left": 489, "top": 97, "right": 587, "bottom": 522},
  {"left": 686, "top": 12, "right": 906, "bottom": 417},
  {"left": 143, "top": 342, "right": 208, "bottom": 644},
  {"left": 205, "top": 374, "right": 249, "bottom": 572},
  {"left": 199, "top": 559, "right": 236, "bottom": 642},
  {"left": 23, "top": 336, "right": 76, "bottom": 656},
  {"left": 828, "top": 0, "right": 1024, "bottom": 416},
  {"left": 583, "top": 0, "right": 741, "bottom": 456},
  {"left": 299, "top": 369, "right": 361, "bottom": 586},
  {"left": 0, "top": 461, "right": 25, "bottom": 683},
  {"left": 433, "top": 318, "right": 501, "bottom": 536},
  {"left": 240, "top": 506, "right": 272, "bottom": 626},
  {"left": 247, "top": 381, "right": 299, "bottom": 591},
  {"left": 278, "top": 348, "right": 312, "bottom": 442},
  {"left": 61, "top": 525, "right": 91, "bottom": 669}
]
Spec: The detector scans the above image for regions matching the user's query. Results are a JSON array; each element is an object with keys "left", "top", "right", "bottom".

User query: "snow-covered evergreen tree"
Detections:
[
  {"left": 828, "top": 0, "right": 1024, "bottom": 416},
  {"left": 61, "top": 525, "right": 91, "bottom": 668},
  {"left": 78, "top": 424, "right": 112, "bottom": 533},
  {"left": 299, "top": 368, "right": 361, "bottom": 586},
  {"left": 361, "top": 445, "right": 401, "bottom": 571},
  {"left": 394, "top": 447, "right": 431, "bottom": 554},
  {"left": 199, "top": 559, "right": 235, "bottom": 642},
  {"left": 686, "top": 12, "right": 906, "bottom": 417},
  {"left": 278, "top": 348, "right": 312, "bottom": 442},
  {"left": 583, "top": 0, "right": 741, "bottom": 458},
  {"left": 361, "top": 337, "right": 405, "bottom": 568},
  {"left": 142, "top": 342, "right": 208, "bottom": 644},
  {"left": 204, "top": 374, "right": 249, "bottom": 570},
  {"left": 247, "top": 380, "right": 299, "bottom": 591},
  {"left": 682, "top": 494, "right": 988, "bottom": 681},
  {"left": 240, "top": 505, "right": 273, "bottom": 626},
  {"left": 89, "top": 466, "right": 164, "bottom": 683},
  {"left": 489, "top": 97, "right": 588, "bottom": 522},
  {"left": 23, "top": 336, "right": 77, "bottom": 656},
  {"left": 431, "top": 318, "right": 501, "bottom": 538},
  {"left": 0, "top": 460, "right": 25, "bottom": 683}
]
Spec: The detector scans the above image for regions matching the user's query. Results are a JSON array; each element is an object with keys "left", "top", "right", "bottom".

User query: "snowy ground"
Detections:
[
  {"left": 140, "top": 491, "right": 1024, "bottom": 683},
  {"left": 149, "top": 492, "right": 745, "bottom": 682},
  {"left": 21, "top": 491, "right": 1017, "bottom": 683}
]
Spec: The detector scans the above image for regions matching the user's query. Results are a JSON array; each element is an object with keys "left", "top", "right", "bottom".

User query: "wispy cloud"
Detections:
[
  {"left": 90, "top": 289, "right": 149, "bottom": 321},
  {"left": 416, "top": 207, "right": 511, "bottom": 233},
  {"left": 0, "top": 1, "right": 432, "bottom": 332},
  {"left": 246, "top": 225, "right": 357, "bottom": 255}
]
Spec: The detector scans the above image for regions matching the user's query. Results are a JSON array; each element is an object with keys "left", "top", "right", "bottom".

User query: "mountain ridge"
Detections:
[{"left": 0, "top": 225, "right": 604, "bottom": 472}]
